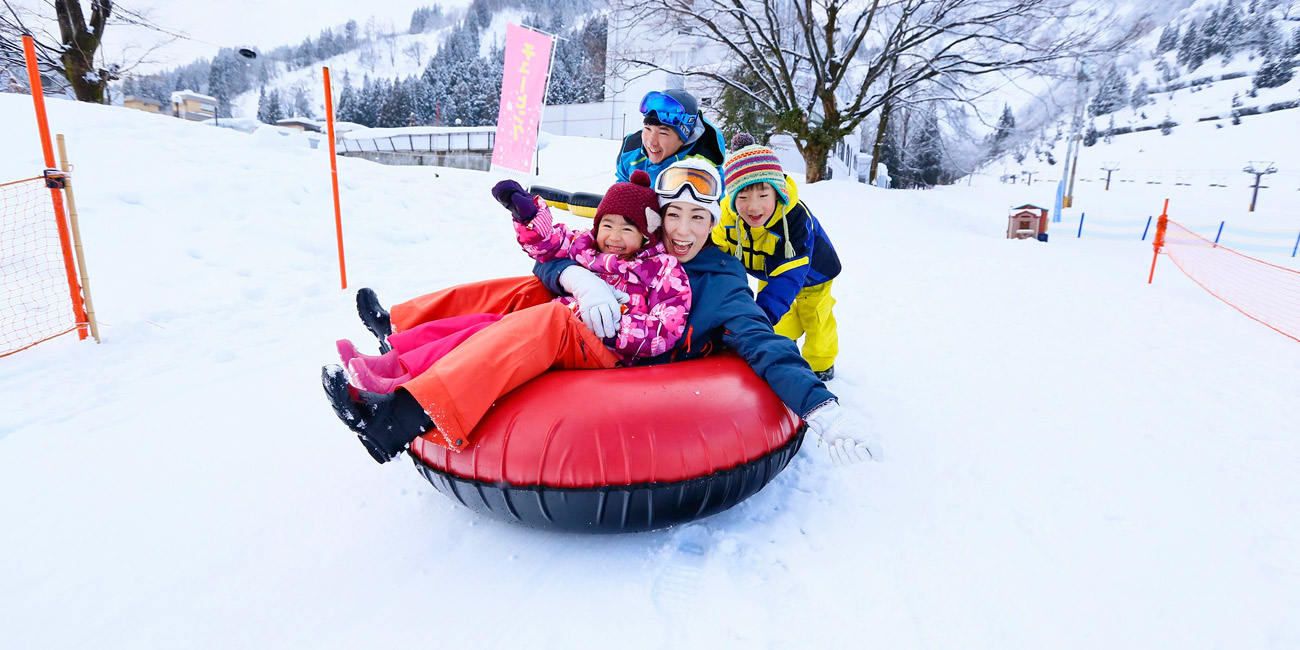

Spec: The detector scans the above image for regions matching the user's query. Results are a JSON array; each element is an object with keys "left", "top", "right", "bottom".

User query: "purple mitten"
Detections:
[{"left": 491, "top": 180, "right": 538, "bottom": 222}]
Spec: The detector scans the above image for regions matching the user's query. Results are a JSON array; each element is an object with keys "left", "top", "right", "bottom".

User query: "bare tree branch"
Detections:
[{"left": 612, "top": 0, "right": 1141, "bottom": 182}]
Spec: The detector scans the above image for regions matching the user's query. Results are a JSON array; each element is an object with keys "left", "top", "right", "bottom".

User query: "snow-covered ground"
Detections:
[{"left": 2, "top": 93, "right": 1299, "bottom": 648}]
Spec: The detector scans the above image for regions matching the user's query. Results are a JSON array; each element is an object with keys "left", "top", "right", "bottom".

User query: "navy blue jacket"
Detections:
[{"left": 535, "top": 246, "right": 836, "bottom": 418}]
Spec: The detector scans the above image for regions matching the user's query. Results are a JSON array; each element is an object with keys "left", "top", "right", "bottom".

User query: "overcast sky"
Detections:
[{"left": 11, "top": 0, "right": 470, "bottom": 73}]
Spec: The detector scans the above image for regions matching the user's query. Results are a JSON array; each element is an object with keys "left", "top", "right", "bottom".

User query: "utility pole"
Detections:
[
  {"left": 1101, "top": 162, "right": 1120, "bottom": 191},
  {"left": 1062, "top": 59, "right": 1091, "bottom": 209},
  {"left": 1023, "top": 170, "right": 1037, "bottom": 186},
  {"left": 1243, "top": 161, "right": 1278, "bottom": 212}
]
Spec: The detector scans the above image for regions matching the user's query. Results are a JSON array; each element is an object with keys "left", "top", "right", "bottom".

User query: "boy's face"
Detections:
[
  {"left": 642, "top": 124, "right": 684, "bottom": 164},
  {"left": 661, "top": 202, "right": 714, "bottom": 262},
  {"left": 734, "top": 183, "right": 779, "bottom": 227},
  {"left": 595, "top": 213, "right": 644, "bottom": 258}
]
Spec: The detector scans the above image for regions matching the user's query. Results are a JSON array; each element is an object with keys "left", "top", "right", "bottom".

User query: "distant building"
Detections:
[
  {"left": 123, "top": 94, "right": 163, "bottom": 114},
  {"left": 170, "top": 90, "right": 217, "bottom": 121},
  {"left": 274, "top": 117, "right": 323, "bottom": 133}
]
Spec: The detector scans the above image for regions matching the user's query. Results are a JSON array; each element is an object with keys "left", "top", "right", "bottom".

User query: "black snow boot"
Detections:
[
  {"left": 321, "top": 365, "right": 433, "bottom": 464},
  {"left": 356, "top": 287, "right": 393, "bottom": 353},
  {"left": 814, "top": 365, "right": 836, "bottom": 382}
]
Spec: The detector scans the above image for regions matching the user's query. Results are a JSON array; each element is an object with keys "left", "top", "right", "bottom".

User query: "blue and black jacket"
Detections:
[
  {"left": 615, "top": 117, "right": 727, "bottom": 186},
  {"left": 534, "top": 246, "right": 836, "bottom": 418},
  {"left": 712, "top": 175, "right": 842, "bottom": 324}
]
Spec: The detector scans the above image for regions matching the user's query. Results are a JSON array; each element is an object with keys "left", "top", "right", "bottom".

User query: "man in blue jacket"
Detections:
[{"left": 616, "top": 89, "right": 726, "bottom": 186}]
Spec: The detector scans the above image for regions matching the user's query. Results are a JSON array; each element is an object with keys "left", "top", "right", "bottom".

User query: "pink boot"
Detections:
[
  {"left": 347, "top": 357, "right": 412, "bottom": 393},
  {"left": 336, "top": 339, "right": 404, "bottom": 377}
]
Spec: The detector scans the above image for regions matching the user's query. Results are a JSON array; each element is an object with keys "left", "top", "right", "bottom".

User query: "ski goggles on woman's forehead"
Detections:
[
  {"left": 654, "top": 165, "right": 722, "bottom": 203},
  {"left": 640, "top": 91, "right": 698, "bottom": 128}
]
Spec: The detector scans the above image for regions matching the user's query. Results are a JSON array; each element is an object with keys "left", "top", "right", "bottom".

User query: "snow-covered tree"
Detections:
[
  {"left": 290, "top": 84, "right": 314, "bottom": 119},
  {"left": 257, "top": 86, "right": 284, "bottom": 124},
  {"left": 1130, "top": 78, "right": 1150, "bottom": 109},
  {"left": 1178, "top": 20, "right": 1207, "bottom": 69},
  {"left": 1253, "top": 56, "right": 1296, "bottom": 89},
  {"left": 988, "top": 104, "right": 1016, "bottom": 157},
  {"left": 1257, "top": 16, "right": 1286, "bottom": 58},
  {"left": 1089, "top": 67, "right": 1129, "bottom": 116},
  {"left": 207, "top": 51, "right": 249, "bottom": 118},
  {"left": 1156, "top": 24, "right": 1180, "bottom": 54},
  {"left": 1, "top": 0, "right": 114, "bottom": 102},
  {"left": 612, "top": 0, "right": 1131, "bottom": 183},
  {"left": 1219, "top": 2, "right": 1246, "bottom": 56},
  {"left": 1083, "top": 120, "right": 1098, "bottom": 146},
  {"left": 909, "top": 110, "right": 947, "bottom": 187}
]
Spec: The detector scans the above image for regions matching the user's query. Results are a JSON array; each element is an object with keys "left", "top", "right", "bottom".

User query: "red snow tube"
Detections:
[{"left": 408, "top": 353, "right": 805, "bottom": 533}]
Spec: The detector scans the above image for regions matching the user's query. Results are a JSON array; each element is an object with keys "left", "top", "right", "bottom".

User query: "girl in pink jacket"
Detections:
[{"left": 337, "top": 171, "right": 690, "bottom": 391}]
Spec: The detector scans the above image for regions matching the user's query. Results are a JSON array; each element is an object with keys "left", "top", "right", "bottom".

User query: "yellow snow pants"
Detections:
[{"left": 760, "top": 279, "right": 838, "bottom": 373}]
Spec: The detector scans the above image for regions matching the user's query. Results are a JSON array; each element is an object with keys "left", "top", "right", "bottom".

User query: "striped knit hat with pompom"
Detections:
[{"left": 723, "top": 132, "right": 789, "bottom": 211}]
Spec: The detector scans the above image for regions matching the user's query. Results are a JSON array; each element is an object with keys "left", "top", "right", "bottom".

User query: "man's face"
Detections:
[{"left": 642, "top": 124, "right": 684, "bottom": 164}]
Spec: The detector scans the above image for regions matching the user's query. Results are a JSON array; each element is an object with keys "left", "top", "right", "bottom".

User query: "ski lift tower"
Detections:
[{"left": 1243, "top": 161, "right": 1278, "bottom": 212}]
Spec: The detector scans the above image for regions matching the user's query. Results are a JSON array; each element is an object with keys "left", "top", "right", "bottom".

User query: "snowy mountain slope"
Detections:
[
  {"left": 2, "top": 94, "right": 1299, "bottom": 648},
  {"left": 227, "top": 9, "right": 534, "bottom": 122}
]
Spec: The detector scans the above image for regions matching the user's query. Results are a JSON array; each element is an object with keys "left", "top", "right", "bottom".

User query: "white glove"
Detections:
[
  {"left": 804, "top": 401, "right": 883, "bottom": 466},
  {"left": 558, "top": 265, "right": 630, "bottom": 339}
]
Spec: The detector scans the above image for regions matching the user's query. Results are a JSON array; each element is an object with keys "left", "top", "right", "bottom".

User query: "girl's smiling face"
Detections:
[{"left": 595, "top": 213, "right": 644, "bottom": 259}]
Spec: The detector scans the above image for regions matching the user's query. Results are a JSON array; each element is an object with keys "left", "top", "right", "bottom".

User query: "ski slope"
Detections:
[{"left": 1, "top": 94, "right": 1299, "bottom": 649}]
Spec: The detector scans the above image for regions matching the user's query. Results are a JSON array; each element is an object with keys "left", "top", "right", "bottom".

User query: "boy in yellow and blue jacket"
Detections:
[{"left": 711, "top": 133, "right": 842, "bottom": 380}]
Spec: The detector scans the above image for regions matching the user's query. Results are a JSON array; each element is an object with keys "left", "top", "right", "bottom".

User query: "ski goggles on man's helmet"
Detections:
[
  {"left": 639, "top": 91, "right": 699, "bottom": 129},
  {"left": 653, "top": 163, "right": 722, "bottom": 203}
]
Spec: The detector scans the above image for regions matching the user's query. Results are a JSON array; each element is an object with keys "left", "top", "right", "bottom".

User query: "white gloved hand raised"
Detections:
[
  {"left": 803, "top": 401, "right": 883, "bottom": 466},
  {"left": 558, "top": 265, "right": 630, "bottom": 339}
]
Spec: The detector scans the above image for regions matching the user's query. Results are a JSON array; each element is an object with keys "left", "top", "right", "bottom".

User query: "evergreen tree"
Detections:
[
  {"left": 291, "top": 84, "right": 314, "bottom": 118},
  {"left": 410, "top": 7, "right": 430, "bottom": 34},
  {"left": 207, "top": 52, "right": 245, "bottom": 118},
  {"left": 1156, "top": 24, "right": 1180, "bottom": 54},
  {"left": 989, "top": 104, "right": 1016, "bottom": 156},
  {"left": 1289, "top": 27, "right": 1300, "bottom": 58},
  {"left": 257, "top": 87, "right": 284, "bottom": 123},
  {"left": 909, "top": 110, "right": 947, "bottom": 187},
  {"left": 1177, "top": 21, "right": 1202, "bottom": 68},
  {"left": 1083, "top": 120, "right": 1098, "bottom": 147},
  {"left": 336, "top": 79, "right": 358, "bottom": 123},
  {"left": 716, "top": 66, "right": 778, "bottom": 137},
  {"left": 344, "top": 20, "right": 359, "bottom": 49},
  {"left": 1220, "top": 2, "right": 1246, "bottom": 56},
  {"left": 1258, "top": 17, "right": 1285, "bottom": 58},
  {"left": 1130, "top": 79, "right": 1150, "bottom": 109},
  {"left": 378, "top": 77, "right": 415, "bottom": 127},
  {"left": 1089, "top": 67, "right": 1129, "bottom": 117},
  {"left": 468, "top": 0, "right": 491, "bottom": 29},
  {"left": 1253, "top": 56, "right": 1296, "bottom": 89},
  {"left": 1201, "top": 6, "right": 1224, "bottom": 58}
]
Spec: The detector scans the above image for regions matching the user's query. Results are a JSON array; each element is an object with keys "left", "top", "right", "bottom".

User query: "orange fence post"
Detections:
[
  {"left": 23, "top": 35, "right": 88, "bottom": 340},
  {"left": 323, "top": 66, "right": 347, "bottom": 290},
  {"left": 1147, "top": 198, "right": 1169, "bottom": 285}
]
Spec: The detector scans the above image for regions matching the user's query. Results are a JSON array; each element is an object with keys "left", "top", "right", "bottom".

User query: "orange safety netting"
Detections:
[
  {"left": 1161, "top": 219, "right": 1300, "bottom": 343},
  {"left": 1, "top": 177, "right": 77, "bottom": 357}
]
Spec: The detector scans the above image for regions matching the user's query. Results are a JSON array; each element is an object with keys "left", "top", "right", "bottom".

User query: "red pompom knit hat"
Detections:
[{"left": 595, "top": 170, "right": 663, "bottom": 247}]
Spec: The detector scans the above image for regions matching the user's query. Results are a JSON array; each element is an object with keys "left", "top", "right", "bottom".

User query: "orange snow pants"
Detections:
[{"left": 389, "top": 277, "right": 618, "bottom": 451}]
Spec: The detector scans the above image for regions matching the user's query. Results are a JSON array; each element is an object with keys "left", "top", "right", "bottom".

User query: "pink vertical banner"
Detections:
[{"left": 491, "top": 24, "right": 554, "bottom": 174}]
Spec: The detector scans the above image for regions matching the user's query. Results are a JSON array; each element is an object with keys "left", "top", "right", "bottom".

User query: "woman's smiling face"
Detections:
[{"left": 660, "top": 202, "right": 714, "bottom": 262}]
